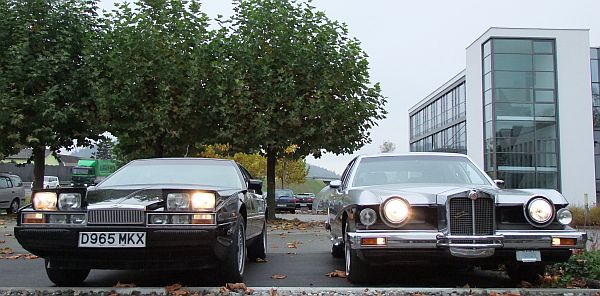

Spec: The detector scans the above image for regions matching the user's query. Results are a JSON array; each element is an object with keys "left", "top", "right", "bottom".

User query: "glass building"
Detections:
[
  {"left": 409, "top": 78, "right": 467, "bottom": 154},
  {"left": 409, "top": 28, "right": 596, "bottom": 206},
  {"left": 482, "top": 38, "right": 560, "bottom": 190}
]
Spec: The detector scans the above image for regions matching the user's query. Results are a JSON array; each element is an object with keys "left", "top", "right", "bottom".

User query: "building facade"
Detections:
[{"left": 410, "top": 28, "right": 596, "bottom": 206}]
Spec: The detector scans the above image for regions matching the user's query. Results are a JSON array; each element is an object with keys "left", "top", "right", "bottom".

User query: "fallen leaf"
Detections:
[
  {"left": 6, "top": 255, "right": 21, "bottom": 260},
  {"left": 165, "top": 283, "right": 182, "bottom": 294},
  {"left": 490, "top": 292, "right": 499, "bottom": 296},
  {"left": 0, "top": 240, "right": 5, "bottom": 244},
  {"left": 225, "top": 283, "right": 254, "bottom": 295},
  {"left": 255, "top": 258, "right": 267, "bottom": 263},
  {"left": 22, "top": 254, "right": 38, "bottom": 260},
  {"left": 325, "top": 270, "right": 346, "bottom": 278},
  {"left": 0, "top": 247, "right": 13, "bottom": 254},
  {"left": 286, "top": 252, "right": 297, "bottom": 255},
  {"left": 269, "top": 288, "right": 278, "bottom": 296},
  {"left": 505, "top": 292, "right": 521, "bottom": 296},
  {"left": 520, "top": 280, "right": 533, "bottom": 288},
  {"left": 114, "top": 281, "right": 136, "bottom": 288},
  {"left": 271, "top": 274, "right": 287, "bottom": 279},
  {"left": 4, "top": 233, "right": 12, "bottom": 237}
]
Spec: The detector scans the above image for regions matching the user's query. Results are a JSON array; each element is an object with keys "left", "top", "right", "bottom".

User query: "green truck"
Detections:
[{"left": 71, "top": 159, "right": 117, "bottom": 187}]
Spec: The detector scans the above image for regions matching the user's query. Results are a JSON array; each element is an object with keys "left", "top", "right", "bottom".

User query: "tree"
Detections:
[
  {"left": 379, "top": 141, "right": 396, "bottom": 153},
  {"left": 92, "top": 138, "right": 115, "bottom": 159},
  {"left": 220, "top": 0, "right": 387, "bottom": 219},
  {"left": 95, "top": 0, "right": 216, "bottom": 160},
  {"left": 0, "top": 0, "right": 102, "bottom": 189}
]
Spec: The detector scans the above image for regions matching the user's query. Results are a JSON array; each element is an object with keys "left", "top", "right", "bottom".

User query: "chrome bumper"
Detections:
[{"left": 348, "top": 230, "right": 587, "bottom": 250}]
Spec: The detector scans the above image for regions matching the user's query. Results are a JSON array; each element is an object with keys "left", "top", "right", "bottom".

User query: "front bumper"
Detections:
[
  {"left": 347, "top": 229, "right": 586, "bottom": 264},
  {"left": 14, "top": 223, "right": 236, "bottom": 270}
]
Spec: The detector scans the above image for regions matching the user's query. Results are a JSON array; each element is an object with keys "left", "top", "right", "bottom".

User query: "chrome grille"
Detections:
[
  {"left": 449, "top": 196, "right": 494, "bottom": 236},
  {"left": 87, "top": 209, "right": 145, "bottom": 225}
]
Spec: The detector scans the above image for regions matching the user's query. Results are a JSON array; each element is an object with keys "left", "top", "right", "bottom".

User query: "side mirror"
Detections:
[
  {"left": 329, "top": 180, "right": 341, "bottom": 189},
  {"left": 248, "top": 179, "right": 263, "bottom": 195},
  {"left": 494, "top": 179, "right": 505, "bottom": 188}
]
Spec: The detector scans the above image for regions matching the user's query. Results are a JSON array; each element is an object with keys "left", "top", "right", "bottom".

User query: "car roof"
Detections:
[
  {"left": 131, "top": 157, "right": 236, "bottom": 164},
  {"left": 358, "top": 152, "right": 469, "bottom": 159}
]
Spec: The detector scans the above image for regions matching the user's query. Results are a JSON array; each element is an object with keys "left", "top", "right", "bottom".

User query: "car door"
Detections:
[
  {"left": 0, "top": 177, "right": 11, "bottom": 206},
  {"left": 330, "top": 158, "right": 358, "bottom": 238},
  {"left": 238, "top": 165, "right": 261, "bottom": 238}
]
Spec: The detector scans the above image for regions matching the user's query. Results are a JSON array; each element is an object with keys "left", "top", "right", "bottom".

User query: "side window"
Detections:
[
  {"left": 11, "top": 177, "right": 22, "bottom": 187},
  {"left": 340, "top": 158, "right": 358, "bottom": 190},
  {"left": 0, "top": 178, "right": 8, "bottom": 189}
]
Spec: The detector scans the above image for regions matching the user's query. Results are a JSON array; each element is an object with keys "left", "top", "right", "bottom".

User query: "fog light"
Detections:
[
  {"left": 150, "top": 214, "right": 168, "bottom": 224},
  {"left": 557, "top": 208, "right": 573, "bottom": 225},
  {"left": 552, "top": 237, "right": 577, "bottom": 246},
  {"left": 23, "top": 213, "right": 44, "bottom": 224},
  {"left": 192, "top": 214, "right": 214, "bottom": 224},
  {"left": 70, "top": 214, "right": 86, "bottom": 224},
  {"left": 359, "top": 208, "right": 377, "bottom": 226},
  {"left": 48, "top": 214, "right": 68, "bottom": 224},
  {"left": 172, "top": 215, "right": 191, "bottom": 224},
  {"left": 361, "top": 237, "right": 387, "bottom": 246}
]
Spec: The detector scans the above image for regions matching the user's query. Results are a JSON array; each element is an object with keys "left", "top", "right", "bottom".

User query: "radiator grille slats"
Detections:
[
  {"left": 448, "top": 195, "right": 494, "bottom": 236},
  {"left": 88, "top": 209, "right": 145, "bottom": 225}
]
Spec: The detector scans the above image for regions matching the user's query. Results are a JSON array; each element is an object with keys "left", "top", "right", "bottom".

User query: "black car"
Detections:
[
  {"left": 275, "top": 189, "right": 296, "bottom": 213},
  {"left": 15, "top": 158, "right": 267, "bottom": 285}
]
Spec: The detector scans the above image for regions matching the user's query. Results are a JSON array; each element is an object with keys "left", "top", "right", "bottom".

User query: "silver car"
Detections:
[
  {"left": 316, "top": 153, "right": 586, "bottom": 283},
  {"left": 0, "top": 173, "right": 25, "bottom": 213}
]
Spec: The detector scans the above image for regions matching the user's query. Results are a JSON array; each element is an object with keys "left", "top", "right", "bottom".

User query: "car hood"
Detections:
[{"left": 86, "top": 184, "right": 241, "bottom": 209}]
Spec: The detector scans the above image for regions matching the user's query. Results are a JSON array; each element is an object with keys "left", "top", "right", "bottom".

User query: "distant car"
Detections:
[
  {"left": 0, "top": 173, "right": 25, "bottom": 213},
  {"left": 15, "top": 158, "right": 267, "bottom": 286},
  {"left": 275, "top": 189, "right": 296, "bottom": 213},
  {"left": 318, "top": 153, "right": 587, "bottom": 284},
  {"left": 296, "top": 192, "right": 315, "bottom": 210},
  {"left": 43, "top": 176, "right": 60, "bottom": 189}
]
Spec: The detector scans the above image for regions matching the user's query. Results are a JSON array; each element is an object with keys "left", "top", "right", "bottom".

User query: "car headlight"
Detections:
[
  {"left": 359, "top": 208, "right": 377, "bottom": 226},
  {"left": 556, "top": 208, "right": 573, "bottom": 225},
  {"left": 526, "top": 197, "right": 554, "bottom": 225},
  {"left": 191, "top": 192, "right": 216, "bottom": 210},
  {"left": 167, "top": 193, "right": 190, "bottom": 211},
  {"left": 33, "top": 192, "right": 58, "bottom": 211},
  {"left": 382, "top": 197, "right": 410, "bottom": 225},
  {"left": 58, "top": 193, "right": 81, "bottom": 210}
]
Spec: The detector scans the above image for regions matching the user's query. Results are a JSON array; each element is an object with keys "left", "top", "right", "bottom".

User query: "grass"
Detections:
[{"left": 569, "top": 205, "right": 600, "bottom": 227}]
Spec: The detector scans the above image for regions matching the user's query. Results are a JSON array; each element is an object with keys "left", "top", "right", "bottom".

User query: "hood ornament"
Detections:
[{"left": 469, "top": 190, "right": 478, "bottom": 201}]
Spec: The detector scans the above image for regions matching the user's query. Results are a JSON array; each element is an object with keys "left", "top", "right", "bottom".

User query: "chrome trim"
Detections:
[
  {"left": 436, "top": 234, "right": 503, "bottom": 248},
  {"left": 87, "top": 209, "right": 145, "bottom": 225},
  {"left": 146, "top": 213, "right": 216, "bottom": 226}
]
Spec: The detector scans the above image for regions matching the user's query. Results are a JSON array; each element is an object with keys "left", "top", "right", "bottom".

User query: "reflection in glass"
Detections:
[
  {"left": 493, "top": 54, "right": 532, "bottom": 71},
  {"left": 494, "top": 71, "right": 533, "bottom": 88},
  {"left": 533, "top": 41, "right": 553, "bottom": 54},
  {"left": 534, "top": 72, "right": 555, "bottom": 89},
  {"left": 495, "top": 103, "right": 533, "bottom": 117},
  {"left": 535, "top": 90, "right": 554, "bottom": 102},
  {"left": 493, "top": 39, "right": 531, "bottom": 54},
  {"left": 592, "top": 60, "right": 599, "bottom": 83},
  {"left": 535, "top": 104, "right": 555, "bottom": 117},
  {"left": 495, "top": 88, "right": 533, "bottom": 103},
  {"left": 495, "top": 120, "right": 535, "bottom": 138},
  {"left": 534, "top": 55, "right": 554, "bottom": 71}
]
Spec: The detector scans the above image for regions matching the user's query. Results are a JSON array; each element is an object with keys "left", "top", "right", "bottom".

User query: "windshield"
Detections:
[
  {"left": 98, "top": 159, "right": 243, "bottom": 189},
  {"left": 275, "top": 189, "right": 294, "bottom": 198},
  {"left": 73, "top": 167, "right": 93, "bottom": 175},
  {"left": 352, "top": 155, "right": 491, "bottom": 187}
]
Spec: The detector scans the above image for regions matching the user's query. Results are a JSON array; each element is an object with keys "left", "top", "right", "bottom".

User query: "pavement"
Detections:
[{"left": 1, "top": 211, "right": 600, "bottom": 291}]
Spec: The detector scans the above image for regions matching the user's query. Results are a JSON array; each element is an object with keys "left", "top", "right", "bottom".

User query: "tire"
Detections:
[
  {"left": 7, "top": 199, "right": 19, "bottom": 214},
  {"left": 248, "top": 220, "right": 267, "bottom": 261},
  {"left": 218, "top": 215, "right": 246, "bottom": 283},
  {"left": 506, "top": 264, "right": 545, "bottom": 283},
  {"left": 344, "top": 221, "right": 371, "bottom": 284},
  {"left": 289, "top": 209, "right": 296, "bottom": 214},
  {"left": 331, "top": 243, "right": 344, "bottom": 258},
  {"left": 45, "top": 260, "right": 90, "bottom": 286}
]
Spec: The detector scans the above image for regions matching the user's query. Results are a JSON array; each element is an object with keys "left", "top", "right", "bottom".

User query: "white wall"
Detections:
[{"left": 465, "top": 28, "right": 596, "bottom": 206}]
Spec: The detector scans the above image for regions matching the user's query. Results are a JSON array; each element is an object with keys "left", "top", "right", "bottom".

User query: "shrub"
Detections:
[
  {"left": 548, "top": 250, "right": 600, "bottom": 287},
  {"left": 568, "top": 205, "right": 600, "bottom": 227}
]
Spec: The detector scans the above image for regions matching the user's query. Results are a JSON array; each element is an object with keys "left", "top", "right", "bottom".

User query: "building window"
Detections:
[{"left": 482, "top": 38, "right": 559, "bottom": 190}]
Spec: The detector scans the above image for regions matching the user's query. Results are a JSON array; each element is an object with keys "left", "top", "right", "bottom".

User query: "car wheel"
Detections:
[
  {"left": 218, "top": 215, "right": 246, "bottom": 283},
  {"left": 45, "top": 260, "right": 90, "bottom": 286},
  {"left": 248, "top": 220, "right": 267, "bottom": 260},
  {"left": 506, "top": 263, "right": 545, "bottom": 284},
  {"left": 289, "top": 209, "right": 296, "bottom": 214},
  {"left": 7, "top": 198, "right": 19, "bottom": 214},
  {"left": 331, "top": 242, "right": 344, "bottom": 258},
  {"left": 344, "top": 221, "right": 370, "bottom": 284}
]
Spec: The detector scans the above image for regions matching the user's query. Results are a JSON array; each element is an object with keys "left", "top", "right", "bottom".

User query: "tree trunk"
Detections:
[
  {"left": 266, "top": 149, "right": 277, "bottom": 220},
  {"left": 32, "top": 146, "right": 46, "bottom": 190}
]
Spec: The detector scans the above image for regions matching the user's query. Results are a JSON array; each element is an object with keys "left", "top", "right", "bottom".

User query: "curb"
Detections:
[{"left": 1, "top": 287, "right": 600, "bottom": 295}]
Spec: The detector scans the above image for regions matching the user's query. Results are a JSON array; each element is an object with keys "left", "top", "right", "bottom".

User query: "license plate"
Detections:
[
  {"left": 277, "top": 204, "right": 286, "bottom": 207},
  {"left": 300, "top": 203, "right": 308, "bottom": 207},
  {"left": 79, "top": 232, "right": 146, "bottom": 248},
  {"left": 516, "top": 250, "right": 541, "bottom": 262}
]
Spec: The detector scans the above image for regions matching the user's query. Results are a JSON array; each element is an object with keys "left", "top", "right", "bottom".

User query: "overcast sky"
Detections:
[{"left": 98, "top": 0, "right": 600, "bottom": 174}]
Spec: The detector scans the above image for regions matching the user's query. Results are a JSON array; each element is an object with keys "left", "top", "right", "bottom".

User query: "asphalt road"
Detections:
[{"left": 0, "top": 212, "right": 596, "bottom": 288}]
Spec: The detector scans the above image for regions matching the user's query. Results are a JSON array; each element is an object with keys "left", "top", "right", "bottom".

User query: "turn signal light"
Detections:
[
  {"left": 552, "top": 237, "right": 577, "bottom": 246},
  {"left": 23, "top": 213, "right": 44, "bottom": 224},
  {"left": 191, "top": 214, "right": 214, "bottom": 225},
  {"left": 361, "top": 237, "right": 387, "bottom": 246}
]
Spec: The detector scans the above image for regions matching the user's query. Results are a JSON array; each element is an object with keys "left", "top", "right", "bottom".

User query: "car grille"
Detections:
[
  {"left": 87, "top": 209, "right": 145, "bottom": 225},
  {"left": 448, "top": 195, "right": 494, "bottom": 236}
]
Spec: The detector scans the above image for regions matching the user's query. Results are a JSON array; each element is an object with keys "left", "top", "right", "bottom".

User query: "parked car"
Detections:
[
  {"left": 316, "top": 153, "right": 586, "bottom": 284},
  {"left": 275, "top": 189, "right": 296, "bottom": 213},
  {"left": 15, "top": 158, "right": 267, "bottom": 286},
  {"left": 43, "top": 176, "right": 60, "bottom": 189},
  {"left": 295, "top": 192, "right": 315, "bottom": 210},
  {"left": 0, "top": 173, "right": 25, "bottom": 214}
]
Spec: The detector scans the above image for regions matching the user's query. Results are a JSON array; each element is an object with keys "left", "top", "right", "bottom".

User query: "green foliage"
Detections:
[
  {"left": 0, "top": 0, "right": 102, "bottom": 187},
  {"left": 548, "top": 250, "right": 600, "bottom": 287},
  {"left": 92, "top": 138, "right": 115, "bottom": 160},
  {"left": 94, "top": 0, "right": 216, "bottom": 159},
  {"left": 287, "top": 178, "right": 326, "bottom": 194}
]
